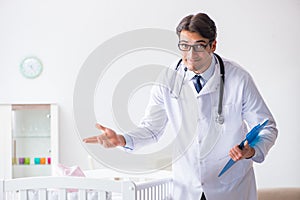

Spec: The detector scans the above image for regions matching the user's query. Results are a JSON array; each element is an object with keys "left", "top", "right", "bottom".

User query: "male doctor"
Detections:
[{"left": 83, "top": 13, "right": 278, "bottom": 200}]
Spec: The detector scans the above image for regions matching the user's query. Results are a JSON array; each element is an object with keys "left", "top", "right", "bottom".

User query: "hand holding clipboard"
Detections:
[{"left": 218, "top": 119, "right": 269, "bottom": 177}]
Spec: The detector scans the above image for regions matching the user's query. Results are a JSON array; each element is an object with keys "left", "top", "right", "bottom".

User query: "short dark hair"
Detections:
[{"left": 176, "top": 13, "right": 217, "bottom": 42}]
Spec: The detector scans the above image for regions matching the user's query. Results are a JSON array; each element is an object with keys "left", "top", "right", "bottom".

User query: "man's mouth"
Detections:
[{"left": 187, "top": 59, "right": 201, "bottom": 63}]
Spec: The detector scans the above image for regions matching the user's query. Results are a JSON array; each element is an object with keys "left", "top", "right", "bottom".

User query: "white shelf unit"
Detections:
[{"left": 0, "top": 104, "right": 59, "bottom": 179}]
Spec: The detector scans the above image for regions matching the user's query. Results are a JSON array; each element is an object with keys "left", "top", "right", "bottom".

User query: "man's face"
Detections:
[{"left": 179, "top": 30, "right": 216, "bottom": 74}]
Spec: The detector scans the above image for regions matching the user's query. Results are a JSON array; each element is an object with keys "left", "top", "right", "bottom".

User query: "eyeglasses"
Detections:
[{"left": 178, "top": 43, "right": 210, "bottom": 52}]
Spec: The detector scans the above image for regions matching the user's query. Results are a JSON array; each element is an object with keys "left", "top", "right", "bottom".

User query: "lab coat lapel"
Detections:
[
  {"left": 198, "top": 63, "right": 223, "bottom": 159},
  {"left": 199, "top": 63, "right": 220, "bottom": 96}
]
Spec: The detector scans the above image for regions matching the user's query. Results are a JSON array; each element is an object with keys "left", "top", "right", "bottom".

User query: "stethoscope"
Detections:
[{"left": 170, "top": 53, "right": 225, "bottom": 124}]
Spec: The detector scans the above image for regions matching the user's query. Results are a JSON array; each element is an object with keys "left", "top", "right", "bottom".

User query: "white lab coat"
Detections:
[{"left": 126, "top": 55, "right": 278, "bottom": 200}]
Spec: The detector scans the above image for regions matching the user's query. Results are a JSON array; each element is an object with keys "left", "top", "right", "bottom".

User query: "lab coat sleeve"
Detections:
[
  {"left": 241, "top": 73, "right": 278, "bottom": 163},
  {"left": 123, "top": 83, "right": 169, "bottom": 150}
]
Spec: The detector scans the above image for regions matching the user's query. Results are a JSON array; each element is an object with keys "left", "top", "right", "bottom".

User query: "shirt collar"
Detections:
[{"left": 185, "top": 54, "right": 216, "bottom": 85}]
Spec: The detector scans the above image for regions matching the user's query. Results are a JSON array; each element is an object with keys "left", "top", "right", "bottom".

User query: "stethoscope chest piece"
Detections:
[{"left": 216, "top": 114, "right": 224, "bottom": 124}]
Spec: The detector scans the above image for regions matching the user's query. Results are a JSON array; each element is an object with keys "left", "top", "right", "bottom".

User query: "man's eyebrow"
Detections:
[
  {"left": 195, "top": 40, "right": 207, "bottom": 43},
  {"left": 179, "top": 39, "right": 207, "bottom": 43}
]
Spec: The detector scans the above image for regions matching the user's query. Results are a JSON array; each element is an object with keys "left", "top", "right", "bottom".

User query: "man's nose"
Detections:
[{"left": 187, "top": 47, "right": 198, "bottom": 56}]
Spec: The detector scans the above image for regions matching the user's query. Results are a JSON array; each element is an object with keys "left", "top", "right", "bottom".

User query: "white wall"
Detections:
[{"left": 1, "top": 0, "right": 299, "bottom": 188}]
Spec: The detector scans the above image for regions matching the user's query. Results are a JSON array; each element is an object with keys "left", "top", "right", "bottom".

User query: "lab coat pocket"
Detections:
[{"left": 218, "top": 156, "right": 252, "bottom": 185}]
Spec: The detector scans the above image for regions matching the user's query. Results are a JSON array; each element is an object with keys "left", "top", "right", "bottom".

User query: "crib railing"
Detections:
[
  {"left": 135, "top": 178, "right": 173, "bottom": 200},
  {"left": 1, "top": 176, "right": 173, "bottom": 200}
]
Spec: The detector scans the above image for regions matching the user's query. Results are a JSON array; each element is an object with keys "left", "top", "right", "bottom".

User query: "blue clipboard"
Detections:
[{"left": 218, "top": 119, "right": 269, "bottom": 177}]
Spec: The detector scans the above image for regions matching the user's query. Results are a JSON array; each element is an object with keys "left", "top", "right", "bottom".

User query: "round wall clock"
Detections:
[{"left": 20, "top": 57, "right": 43, "bottom": 79}]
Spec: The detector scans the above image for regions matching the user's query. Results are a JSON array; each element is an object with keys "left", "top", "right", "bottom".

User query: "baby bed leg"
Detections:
[
  {"left": 122, "top": 181, "right": 136, "bottom": 200},
  {"left": 0, "top": 180, "right": 4, "bottom": 200}
]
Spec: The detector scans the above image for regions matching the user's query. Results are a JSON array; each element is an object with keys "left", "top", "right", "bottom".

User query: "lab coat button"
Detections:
[{"left": 201, "top": 182, "right": 204, "bottom": 186}]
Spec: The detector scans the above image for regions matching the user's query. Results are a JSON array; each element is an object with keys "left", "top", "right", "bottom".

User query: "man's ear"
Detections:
[{"left": 211, "top": 40, "right": 217, "bottom": 52}]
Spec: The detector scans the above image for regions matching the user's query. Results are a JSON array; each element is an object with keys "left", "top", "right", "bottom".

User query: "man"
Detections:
[{"left": 83, "top": 13, "right": 278, "bottom": 200}]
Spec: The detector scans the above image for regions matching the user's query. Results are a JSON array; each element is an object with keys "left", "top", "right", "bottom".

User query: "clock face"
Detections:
[{"left": 20, "top": 57, "right": 43, "bottom": 79}]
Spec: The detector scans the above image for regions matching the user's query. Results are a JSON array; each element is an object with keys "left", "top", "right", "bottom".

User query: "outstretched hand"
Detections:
[
  {"left": 229, "top": 140, "right": 255, "bottom": 161},
  {"left": 83, "top": 123, "right": 126, "bottom": 148}
]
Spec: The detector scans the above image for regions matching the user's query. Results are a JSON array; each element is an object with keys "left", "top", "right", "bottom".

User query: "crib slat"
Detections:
[
  {"left": 78, "top": 189, "right": 87, "bottom": 200},
  {"left": 20, "top": 190, "right": 27, "bottom": 200},
  {"left": 98, "top": 191, "right": 108, "bottom": 200},
  {"left": 58, "top": 189, "right": 67, "bottom": 200},
  {"left": 0, "top": 180, "right": 4, "bottom": 200},
  {"left": 38, "top": 189, "right": 47, "bottom": 200},
  {"left": 152, "top": 186, "right": 155, "bottom": 200}
]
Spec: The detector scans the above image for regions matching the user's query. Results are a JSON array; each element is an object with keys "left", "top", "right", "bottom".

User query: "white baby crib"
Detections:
[{"left": 0, "top": 176, "right": 173, "bottom": 200}]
